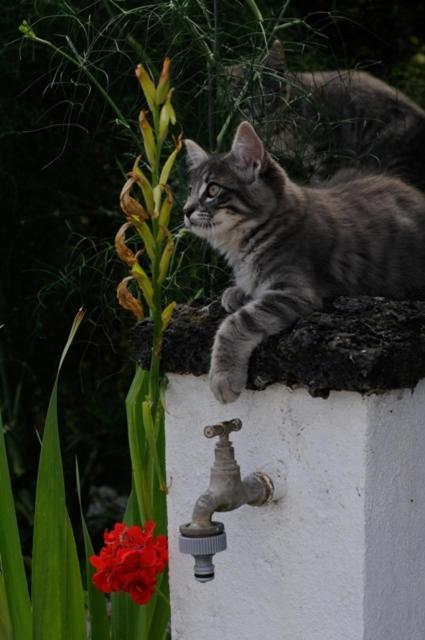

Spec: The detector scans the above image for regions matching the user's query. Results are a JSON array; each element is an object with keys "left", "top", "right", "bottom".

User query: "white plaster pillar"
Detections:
[{"left": 164, "top": 375, "right": 425, "bottom": 640}]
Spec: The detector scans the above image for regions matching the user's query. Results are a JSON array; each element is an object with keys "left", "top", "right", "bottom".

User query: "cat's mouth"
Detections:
[{"left": 184, "top": 215, "right": 219, "bottom": 231}]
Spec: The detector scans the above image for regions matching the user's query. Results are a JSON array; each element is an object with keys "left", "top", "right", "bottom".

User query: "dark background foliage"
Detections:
[{"left": 1, "top": 0, "right": 425, "bottom": 553}]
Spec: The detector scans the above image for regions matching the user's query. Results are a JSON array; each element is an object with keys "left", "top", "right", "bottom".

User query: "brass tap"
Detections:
[{"left": 179, "top": 419, "right": 275, "bottom": 581}]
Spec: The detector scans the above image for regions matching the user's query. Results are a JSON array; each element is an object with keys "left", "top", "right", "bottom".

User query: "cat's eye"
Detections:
[{"left": 206, "top": 183, "right": 221, "bottom": 198}]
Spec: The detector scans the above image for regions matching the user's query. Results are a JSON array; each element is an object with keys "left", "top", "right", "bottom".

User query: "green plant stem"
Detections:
[
  {"left": 148, "top": 103, "right": 162, "bottom": 412},
  {"left": 151, "top": 108, "right": 162, "bottom": 187}
]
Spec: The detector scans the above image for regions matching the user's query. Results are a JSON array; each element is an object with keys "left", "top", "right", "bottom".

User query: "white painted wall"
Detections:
[
  {"left": 364, "top": 387, "right": 425, "bottom": 640},
  {"left": 165, "top": 375, "right": 425, "bottom": 640}
]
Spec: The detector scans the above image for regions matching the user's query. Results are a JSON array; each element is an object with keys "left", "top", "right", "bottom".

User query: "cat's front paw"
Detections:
[
  {"left": 209, "top": 366, "right": 246, "bottom": 404},
  {"left": 221, "top": 286, "right": 249, "bottom": 313}
]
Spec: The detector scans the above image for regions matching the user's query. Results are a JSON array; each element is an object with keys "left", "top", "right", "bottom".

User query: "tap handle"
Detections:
[{"left": 204, "top": 418, "right": 242, "bottom": 441}]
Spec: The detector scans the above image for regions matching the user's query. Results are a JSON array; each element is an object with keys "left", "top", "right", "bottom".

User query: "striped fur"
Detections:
[
  {"left": 227, "top": 40, "right": 425, "bottom": 190},
  {"left": 184, "top": 123, "right": 425, "bottom": 403}
]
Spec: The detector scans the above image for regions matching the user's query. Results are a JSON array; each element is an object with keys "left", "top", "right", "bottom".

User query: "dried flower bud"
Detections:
[
  {"left": 117, "top": 277, "right": 144, "bottom": 320},
  {"left": 115, "top": 222, "right": 137, "bottom": 265},
  {"left": 120, "top": 177, "right": 148, "bottom": 220}
]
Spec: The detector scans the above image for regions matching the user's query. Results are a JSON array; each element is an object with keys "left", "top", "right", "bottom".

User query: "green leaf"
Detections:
[
  {"left": 144, "top": 572, "right": 170, "bottom": 640},
  {"left": 0, "top": 412, "right": 32, "bottom": 640},
  {"left": 111, "top": 592, "right": 145, "bottom": 640},
  {"left": 0, "top": 572, "right": 13, "bottom": 640},
  {"left": 151, "top": 404, "right": 168, "bottom": 534},
  {"left": 126, "top": 368, "right": 151, "bottom": 521},
  {"left": 142, "top": 401, "right": 166, "bottom": 491},
  {"left": 31, "top": 310, "right": 87, "bottom": 640},
  {"left": 76, "top": 461, "right": 110, "bottom": 640}
]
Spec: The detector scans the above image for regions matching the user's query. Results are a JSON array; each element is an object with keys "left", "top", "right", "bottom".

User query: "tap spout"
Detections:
[{"left": 188, "top": 471, "right": 273, "bottom": 533}]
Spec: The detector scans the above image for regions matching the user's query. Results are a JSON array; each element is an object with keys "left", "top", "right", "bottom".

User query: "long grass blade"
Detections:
[
  {"left": 0, "top": 572, "right": 13, "bottom": 640},
  {"left": 244, "top": 0, "right": 263, "bottom": 22},
  {"left": 0, "top": 413, "right": 32, "bottom": 640},
  {"left": 32, "top": 310, "right": 87, "bottom": 640}
]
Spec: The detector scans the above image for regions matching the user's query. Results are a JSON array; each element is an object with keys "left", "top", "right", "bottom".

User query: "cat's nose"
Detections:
[{"left": 184, "top": 204, "right": 195, "bottom": 220}]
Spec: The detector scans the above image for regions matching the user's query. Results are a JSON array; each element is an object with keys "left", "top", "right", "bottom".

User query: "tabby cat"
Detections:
[
  {"left": 227, "top": 40, "right": 425, "bottom": 190},
  {"left": 184, "top": 122, "right": 425, "bottom": 403}
]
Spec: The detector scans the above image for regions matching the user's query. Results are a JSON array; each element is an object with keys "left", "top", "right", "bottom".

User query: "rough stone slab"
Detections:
[{"left": 133, "top": 296, "right": 425, "bottom": 396}]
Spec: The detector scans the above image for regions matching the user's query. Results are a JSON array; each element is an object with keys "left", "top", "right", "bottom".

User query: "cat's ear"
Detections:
[
  {"left": 231, "top": 121, "right": 266, "bottom": 180},
  {"left": 262, "top": 39, "right": 286, "bottom": 73},
  {"left": 185, "top": 139, "right": 209, "bottom": 169}
]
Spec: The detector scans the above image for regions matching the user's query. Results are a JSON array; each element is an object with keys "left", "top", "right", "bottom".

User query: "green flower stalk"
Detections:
[
  {"left": 115, "top": 58, "right": 181, "bottom": 635},
  {"left": 117, "top": 58, "right": 180, "bottom": 334},
  {"left": 117, "top": 57, "right": 180, "bottom": 490}
]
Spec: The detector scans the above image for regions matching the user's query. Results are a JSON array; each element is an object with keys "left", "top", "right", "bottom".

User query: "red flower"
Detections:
[{"left": 89, "top": 521, "right": 168, "bottom": 605}]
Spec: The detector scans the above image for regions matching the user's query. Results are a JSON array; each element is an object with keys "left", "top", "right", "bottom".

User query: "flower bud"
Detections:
[
  {"left": 161, "top": 301, "right": 176, "bottom": 330},
  {"left": 158, "top": 103, "right": 170, "bottom": 146},
  {"left": 132, "top": 263, "right": 155, "bottom": 310},
  {"left": 130, "top": 156, "right": 154, "bottom": 213},
  {"left": 135, "top": 64, "right": 156, "bottom": 112},
  {"left": 158, "top": 234, "right": 174, "bottom": 285},
  {"left": 157, "top": 187, "right": 173, "bottom": 243},
  {"left": 159, "top": 134, "right": 182, "bottom": 186},
  {"left": 134, "top": 221, "right": 156, "bottom": 262},
  {"left": 156, "top": 57, "right": 171, "bottom": 105},
  {"left": 19, "top": 20, "right": 37, "bottom": 40},
  {"left": 164, "top": 89, "right": 176, "bottom": 124},
  {"left": 139, "top": 110, "right": 156, "bottom": 168},
  {"left": 153, "top": 185, "right": 163, "bottom": 218}
]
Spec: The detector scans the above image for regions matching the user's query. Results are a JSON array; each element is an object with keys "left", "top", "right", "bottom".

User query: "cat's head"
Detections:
[{"left": 183, "top": 122, "right": 283, "bottom": 242}]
